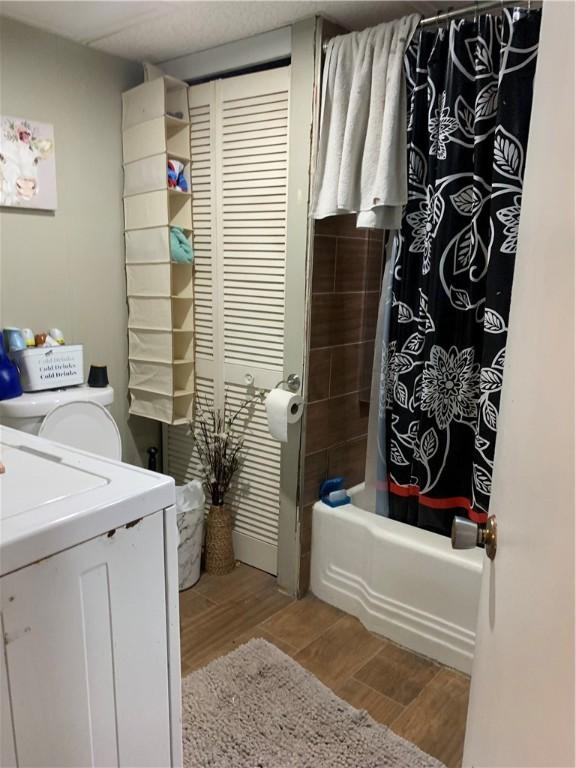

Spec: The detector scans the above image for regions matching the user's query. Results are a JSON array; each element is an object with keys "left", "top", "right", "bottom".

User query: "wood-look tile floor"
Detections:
[{"left": 180, "top": 563, "right": 470, "bottom": 768}]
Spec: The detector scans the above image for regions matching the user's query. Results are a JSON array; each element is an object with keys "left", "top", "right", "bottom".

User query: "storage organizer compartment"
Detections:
[
  {"left": 122, "top": 78, "right": 166, "bottom": 129},
  {"left": 127, "top": 263, "right": 171, "bottom": 297},
  {"left": 129, "top": 360, "right": 173, "bottom": 394},
  {"left": 130, "top": 388, "right": 175, "bottom": 423},
  {"left": 124, "top": 154, "right": 167, "bottom": 196},
  {"left": 130, "top": 360, "right": 194, "bottom": 396},
  {"left": 129, "top": 329, "right": 173, "bottom": 363},
  {"left": 173, "top": 332, "right": 194, "bottom": 361},
  {"left": 165, "top": 83, "right": 188, "bottom": 121},
  {"left": 169, "top": 192, "right": 192, "bottom": 229},
  {"left": 125, "top": 227, "right": 170, "bottom": 264},
  {"left": 128, "top": 297, "right": 172, "bottom": 329},
  {"left": 171, "top": 263, "right": 193, "bottom": 297},
  {"left": 166, "top": 120, "right": 190, "bottom": 158},
  {"left": 172, "top": 299, "right": 194, "bottom": 330},
  {"left": 123, "top": 75, "right": 195, "bottom": 425},
  {"left": 123, "top": 117, "right": 191, "bottom": 165},
  {"left": 124, "top": 154, "right": 191, "bottom": 197},
  {"left": 122, "top": 77, "right": 188, "bottom": 130},
  {"left": 13, "top": 345, "right": 84, "bottom": 392},
  {"left": 122, "top": 117, "right": 166, "bottom": 164},
  {"left": 124, "top": 191, "right": 168, "bottom": 230},
  {"left": 167, "top": 159, "right": 191, "bottom": 193},
  {"left": 130, "top": 388, "right": 193, "bottom": 424},
  {"left": 173, "top": 392, "right": 194, "bottom": 422},
  {"left": 169, "top": 229, "right": 193, "bottom": 266},
  {"left": 174, "top": 362, "right": 194, "bottom": 392}
]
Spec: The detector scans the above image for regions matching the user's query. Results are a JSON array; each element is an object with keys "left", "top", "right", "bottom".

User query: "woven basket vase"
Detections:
[{"left": 204, "top": 504, "right": 235, "bottom": 575}]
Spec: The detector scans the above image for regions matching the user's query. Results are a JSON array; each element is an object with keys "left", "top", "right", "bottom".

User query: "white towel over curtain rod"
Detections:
[{"left": 311, "top": 14, "right": 420, "bottom": 230}]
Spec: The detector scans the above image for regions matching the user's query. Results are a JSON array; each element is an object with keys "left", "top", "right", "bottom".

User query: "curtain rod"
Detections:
[
  {"left": 420, "top": 0, "right": 537, "bottom": 27},
  {"left": 321, "top": 1, "right": 539, "bottom": 52}
]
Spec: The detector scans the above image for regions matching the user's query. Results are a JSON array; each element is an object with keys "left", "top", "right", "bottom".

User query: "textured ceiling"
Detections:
[{"left": 0, "top": 1, "right": 458, "bottom": 63}]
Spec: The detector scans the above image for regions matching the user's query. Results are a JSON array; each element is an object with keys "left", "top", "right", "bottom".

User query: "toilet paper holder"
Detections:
[
  {"left": 276, "top": 373, "right": 301, "bottom": 393},
  {"left": 244, "top": 372, "right": 301, "bottom": 395}
]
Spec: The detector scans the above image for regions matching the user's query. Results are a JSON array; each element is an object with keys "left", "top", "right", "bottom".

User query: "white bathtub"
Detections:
[{"left": 310, "top": 484, "right": 483, "bottom": 674}]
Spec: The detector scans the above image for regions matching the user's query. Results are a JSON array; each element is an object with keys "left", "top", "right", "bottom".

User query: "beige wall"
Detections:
[{"left": 0, "top": 17, "right": 161, "bottom": 466}]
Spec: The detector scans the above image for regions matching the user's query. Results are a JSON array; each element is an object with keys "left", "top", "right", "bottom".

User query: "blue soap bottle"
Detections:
[{"left": 0, "top": 334, "right": 23, "bottom": 400}]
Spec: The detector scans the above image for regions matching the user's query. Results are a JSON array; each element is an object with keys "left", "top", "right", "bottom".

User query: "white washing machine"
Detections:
[
  {"left": 0, "top": 385, "right": 121, "bottom": 460},
  {"left": 0, "top": 425, "right": 181, "bottom": 767}
]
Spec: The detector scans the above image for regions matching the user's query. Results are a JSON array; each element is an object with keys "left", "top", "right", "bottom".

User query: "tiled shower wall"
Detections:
[{"left": 299, "top": 215, "right": 385, "bottom": 594}]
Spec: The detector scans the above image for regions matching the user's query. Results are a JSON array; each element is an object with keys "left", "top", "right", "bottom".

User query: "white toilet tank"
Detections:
[{"left": 0, "top": 385, "right": 121, "bottom": 460}]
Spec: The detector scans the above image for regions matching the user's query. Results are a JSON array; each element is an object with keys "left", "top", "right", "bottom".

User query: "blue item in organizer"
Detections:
[
  {"left": 167, "top": 159, "right": 188, "bottom": 192},
  {"left": 170, "top": 227, "right": 194, "bottom": 264},
  {"left": 167, "top": 162, "right": 178, "bottom": 188},
  {"left": 319, "top": 477, "right": 351, "bottom": 507},
  {"left": 177, "top": 172, "right": 188, "bottom": 192},
  {"left": 0, "top": 334, "right": 22, "bottom": 400}
]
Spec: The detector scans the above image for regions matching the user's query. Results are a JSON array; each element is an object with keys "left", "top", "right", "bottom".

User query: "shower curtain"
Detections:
[{"left": 373, "top": 8, "right": 541, "bottom": 534}]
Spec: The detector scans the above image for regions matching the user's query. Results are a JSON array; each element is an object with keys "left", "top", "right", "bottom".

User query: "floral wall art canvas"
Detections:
[{"left": 0, "top": 116, "right": 57, "bottom": 210}]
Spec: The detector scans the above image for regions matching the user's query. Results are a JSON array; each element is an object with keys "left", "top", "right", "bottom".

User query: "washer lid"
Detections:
[
  {"left": 0, "top": 426, "right": 174, "bottom": 577},
  {"left": 0, "top": 443, "right": 108, "bottom": 520},
  {"left": 39, "top": 401, "right": 121, "bottom": 461}
]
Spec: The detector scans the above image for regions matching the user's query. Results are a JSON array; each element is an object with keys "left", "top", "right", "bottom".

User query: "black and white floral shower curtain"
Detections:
[{"left": 376, "top": 8, "right": 542, "bottom": 535}]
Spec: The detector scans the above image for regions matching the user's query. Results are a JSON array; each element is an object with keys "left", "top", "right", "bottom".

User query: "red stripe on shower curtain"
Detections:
[{"left": 380, "top": 477, "right": 488, "bottom": 524}]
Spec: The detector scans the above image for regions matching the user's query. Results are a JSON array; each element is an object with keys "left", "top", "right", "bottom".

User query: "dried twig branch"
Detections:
[{"left": 189, "top": 392, "right": 259, "bottom": 506}]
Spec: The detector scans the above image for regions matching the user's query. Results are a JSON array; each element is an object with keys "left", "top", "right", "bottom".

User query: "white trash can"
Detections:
[{"left": 175, "top": 480, "right": 205, "bottom": 590}]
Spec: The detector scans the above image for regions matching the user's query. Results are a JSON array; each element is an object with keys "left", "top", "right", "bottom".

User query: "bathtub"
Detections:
[{"left": 310, "top": 484, "right": 483, "bottom": 674}]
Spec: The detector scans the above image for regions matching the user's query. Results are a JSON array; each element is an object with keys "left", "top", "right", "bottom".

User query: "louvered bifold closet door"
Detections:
[
  {"left": 165, "top": 66, "right": 290, "bottom": 575},
  {"left": 188, "top": 83, "right": 216, "bottom": 367}
]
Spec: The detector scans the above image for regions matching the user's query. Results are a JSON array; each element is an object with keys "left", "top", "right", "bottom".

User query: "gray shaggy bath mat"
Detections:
[{"left": 181, "top": 638, "right": 445, "bottom": 768}]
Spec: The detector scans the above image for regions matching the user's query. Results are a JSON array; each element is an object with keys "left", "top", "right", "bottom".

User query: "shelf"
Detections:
[
  {"left": 124, "top": 190, "right": 192, "bottom": 231},
  {"left": 167, "top": 151, "right": 190, "bottom": 164},
  {"left": 125, "top": 227, "right": 193, "bottom": 265},
  {"left": 166, "top": 118, "right": 190, "bottom": 158},
  {"left": 129, "top": 384, "right": 194, "bottom": 424},
  {"left": 165, "top": 114, "right": 189, "bottom": 128},
  {"left": 126, "top": 264, "right": 171, "bottom": 298},
  {"left": 122, "top": 78, "right": 189, "bottom": 129},
  {"left": 126, "top": 260, "right": 169, "bottom": 266},
  {"left": 124, "top": 191, "right": 168, "bottom": 230},
  {"left": 129, "top": 395, "right": 192, "bottom": 425},
  {"left": 174, "top": 332, "right": 194, "bottom": 360},
  {"left": 128, "top": 328, "right": 193, "bottom": 364},
  {"left": 123, "top": 75, "right": 196, "bottom": 425},
  {"left": 171, "top": 262, "right": 193, "bottom": 299},
  {"left": 169, "top": 193, "right": 193, "bottom": 230},
  {"left": 129, "top": 357, "right": 194, "bottom": 365},
  {"left": 124, "top": 153, "right": 191, "bottom": 198},
  {"left": 123, "top": 118, "right": 190, "bottom": 163},
  {"left": 128, "top": 297, "right": 172, "bottom": 329}
]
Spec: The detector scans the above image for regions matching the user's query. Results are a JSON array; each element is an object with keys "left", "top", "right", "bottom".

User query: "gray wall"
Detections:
[{"left": 0, "top": 17, "right": 161, "bottom": 466}]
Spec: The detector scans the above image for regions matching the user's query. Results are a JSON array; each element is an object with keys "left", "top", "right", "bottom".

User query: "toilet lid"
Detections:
[{"left": 39, "top": 401, "right": 121, "bottom": 461}]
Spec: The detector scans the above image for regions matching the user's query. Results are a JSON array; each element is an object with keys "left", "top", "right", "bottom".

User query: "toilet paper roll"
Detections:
[{"left": 265, "top": 388, "right": 304, "bottom": 443}]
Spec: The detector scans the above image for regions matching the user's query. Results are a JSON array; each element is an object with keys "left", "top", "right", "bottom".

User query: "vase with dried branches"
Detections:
[{"left": 190, "top": 392, "right": 258, "bottom": 575}]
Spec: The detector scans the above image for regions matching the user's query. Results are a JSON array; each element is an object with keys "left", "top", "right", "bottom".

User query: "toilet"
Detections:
[{"left": 0, "top": 385, "right": 121, "bottom": 460}]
